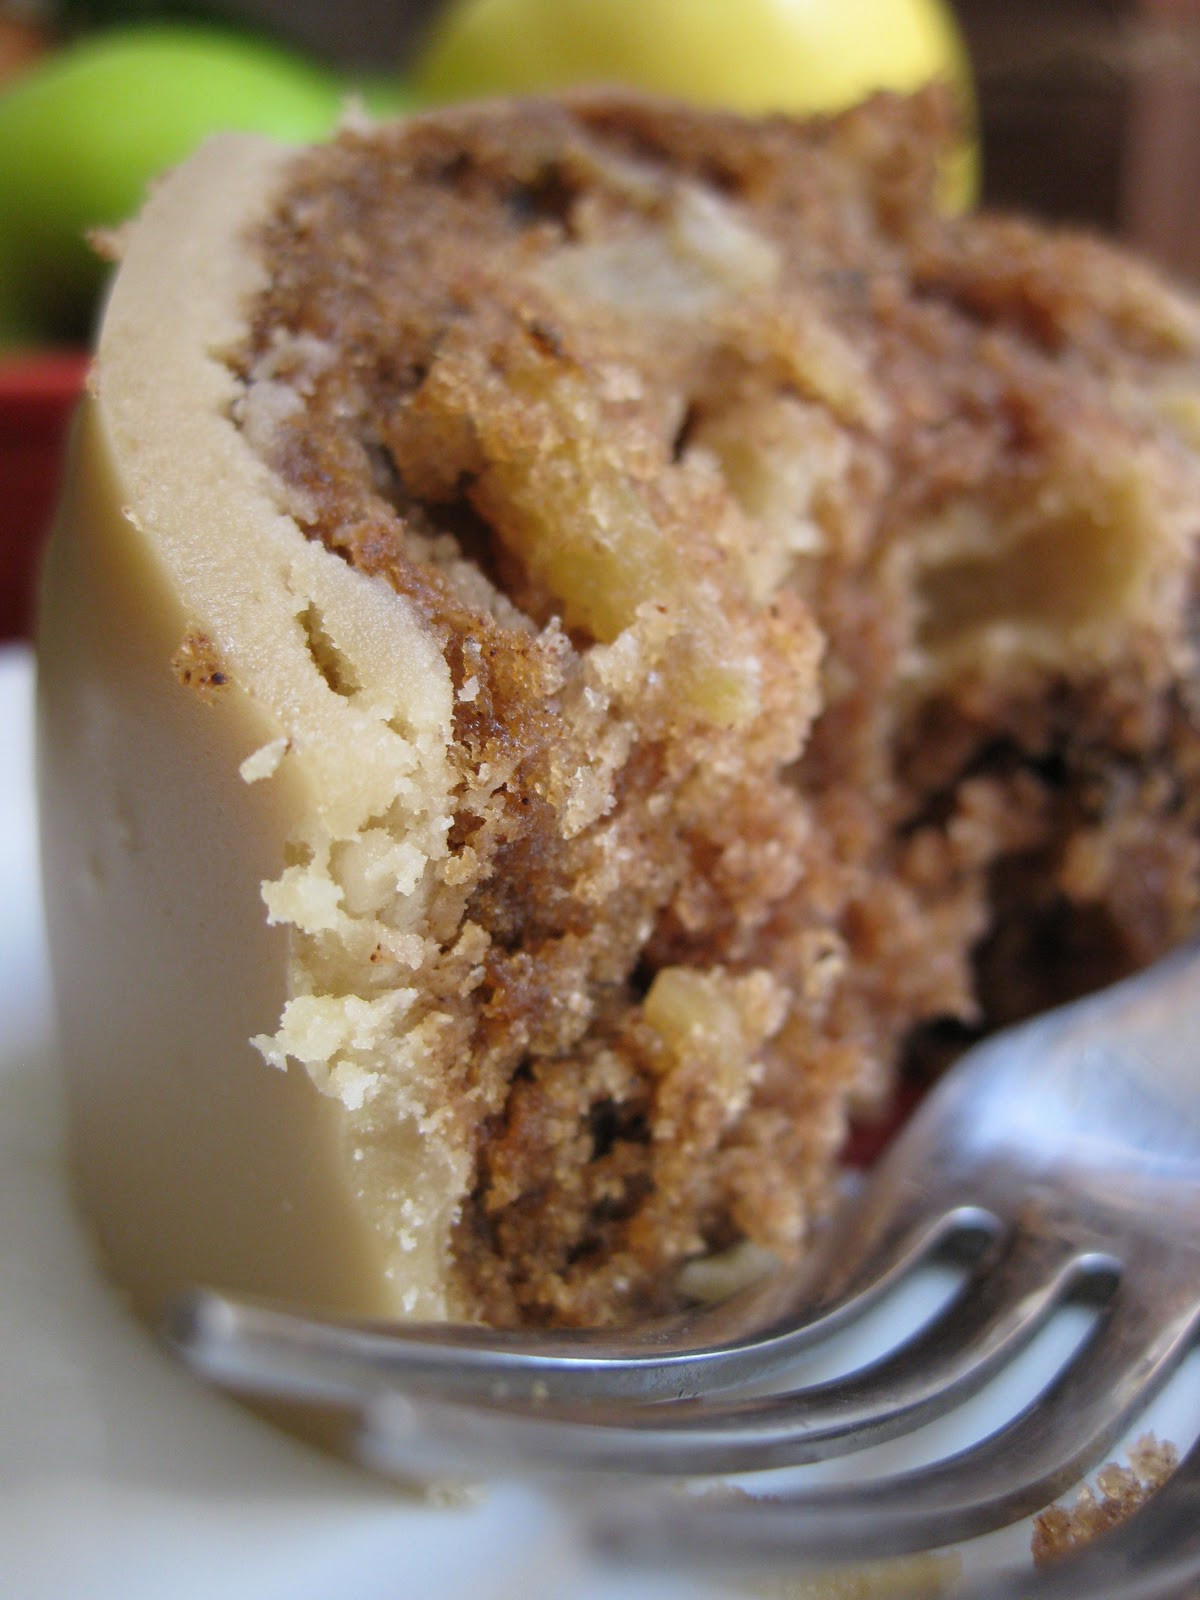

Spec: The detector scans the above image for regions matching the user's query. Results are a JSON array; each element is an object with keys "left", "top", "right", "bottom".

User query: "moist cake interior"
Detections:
[{"left": 229, "top": 90, "right": 1200, "bottom": 1327}]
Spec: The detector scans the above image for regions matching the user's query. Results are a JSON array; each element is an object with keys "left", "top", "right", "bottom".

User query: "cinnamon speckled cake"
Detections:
[{"left": 37, "top": 89, "right": 1200, "bottom": 1329}]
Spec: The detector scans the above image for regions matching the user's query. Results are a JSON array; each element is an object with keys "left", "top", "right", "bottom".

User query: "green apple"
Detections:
[
  {"left": 413, "top": 0, "right": 977, "bottom": 207},
  {"left": 0, "top": 25, "right": 348, "bottom": 345}
]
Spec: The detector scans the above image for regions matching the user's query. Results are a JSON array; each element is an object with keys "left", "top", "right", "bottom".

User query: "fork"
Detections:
[{"left": 169, "top": 941, "right": 1200, "bottom": 1583}]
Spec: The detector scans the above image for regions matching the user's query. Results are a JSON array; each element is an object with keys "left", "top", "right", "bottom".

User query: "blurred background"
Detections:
[
  {"left": 4, "top": 0, "right": 1195, "bottom": 249},
  {"left": 3, "top": 0, "right": 1200, "bottom": 638}
]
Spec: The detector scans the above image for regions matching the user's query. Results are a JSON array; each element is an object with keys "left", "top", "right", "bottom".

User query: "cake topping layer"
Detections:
[{"left": 230, "top": 91, "right": 1200, "bottom": 1325}]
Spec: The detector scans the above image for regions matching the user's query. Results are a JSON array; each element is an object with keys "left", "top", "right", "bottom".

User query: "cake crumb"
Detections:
[
  {"left": 737, "top": 1551, "right": 961, "bottom": 1599},
  {"left": 1032, "top": 1434, "right": 1179, "bottom": 1566},
  {"left": 240, "top": 737, "right": 289, "bottom": 783},
  {"left": 172, "top": 630, "right": 229, "bottom": 699}
]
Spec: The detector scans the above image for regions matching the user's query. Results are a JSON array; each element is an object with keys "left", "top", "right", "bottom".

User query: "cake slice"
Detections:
[{"left": 37, "top": 90, "right": 1200, "bottom": 1330}]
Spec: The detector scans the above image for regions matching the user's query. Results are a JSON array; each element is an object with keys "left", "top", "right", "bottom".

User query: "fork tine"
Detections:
[
  {"left": 354, "top": 1229, "right": 1091, "bottom": 1479},
  {"left": 168, "top": 1195, "right": 990, "bottom": 1407},
  {"left": 584, "top": 1273, "right": 1200, "bottom": 1569}
]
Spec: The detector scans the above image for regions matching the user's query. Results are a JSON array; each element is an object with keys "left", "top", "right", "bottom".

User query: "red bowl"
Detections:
[{"left": 0, "top": 349, "right": 89, "bottom": 643}]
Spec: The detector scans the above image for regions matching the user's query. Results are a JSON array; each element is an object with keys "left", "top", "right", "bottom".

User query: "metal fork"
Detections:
[{"left": 169, "top": 941, "right": 1200, "bottom": 1586}]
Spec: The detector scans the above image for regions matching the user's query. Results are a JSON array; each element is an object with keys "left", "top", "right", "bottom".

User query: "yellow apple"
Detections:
[{"left": 413, "top": 0, "right": 977, "bottom": 208}]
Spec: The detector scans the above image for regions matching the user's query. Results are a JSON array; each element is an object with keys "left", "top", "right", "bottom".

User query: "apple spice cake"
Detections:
[{"left": 37, "top": 89, "right": 1200, "bottom": 1330}]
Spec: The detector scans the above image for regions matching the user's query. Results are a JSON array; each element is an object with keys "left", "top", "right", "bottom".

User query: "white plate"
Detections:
[{"left": 2, "top": 642, "right": 1197, "bottom": 1600}]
